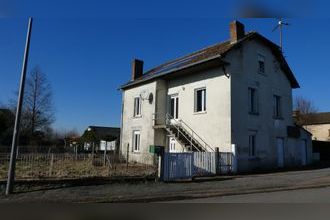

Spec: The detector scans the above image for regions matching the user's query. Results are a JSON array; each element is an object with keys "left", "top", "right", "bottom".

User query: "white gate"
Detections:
[
  {"left": 162, "top": 152, "right": 233, "bottom": 181},
  {"left": 163, "top": 153, "right": 192, "bottom": 181}
]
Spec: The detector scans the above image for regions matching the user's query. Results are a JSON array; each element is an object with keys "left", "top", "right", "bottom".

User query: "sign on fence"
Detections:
[{"left": 162, "top": 151, "right": 234, "bottom": 181}]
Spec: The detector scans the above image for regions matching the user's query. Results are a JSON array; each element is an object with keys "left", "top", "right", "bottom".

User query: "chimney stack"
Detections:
[
  {"left": 131, "top": 59, "right": 144, "bottom": 81},
  {"left": 230, "top": 20, "right": 245, "bottom": 43}
]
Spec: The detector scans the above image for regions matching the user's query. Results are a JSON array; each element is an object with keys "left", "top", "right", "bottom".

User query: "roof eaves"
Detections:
[{"left": 120, "top": 54, "right": 228, "bottom": 90}]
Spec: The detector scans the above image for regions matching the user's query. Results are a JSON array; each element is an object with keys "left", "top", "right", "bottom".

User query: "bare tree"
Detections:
[
  {"left": 10, "top": 67, "right": 55, "bottom": 138},
  {"left": 293, "top": 96, "right": 318, "bottom": 126}
]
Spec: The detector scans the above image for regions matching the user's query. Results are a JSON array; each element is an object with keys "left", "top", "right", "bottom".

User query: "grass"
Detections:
[{"left": 0, "top": 158, "right": 156, "bottom": 180}]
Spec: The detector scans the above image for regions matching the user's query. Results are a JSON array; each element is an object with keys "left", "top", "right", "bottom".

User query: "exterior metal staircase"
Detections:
[{"left": 154, "top": 113, "right": 214, "bottom": 152}]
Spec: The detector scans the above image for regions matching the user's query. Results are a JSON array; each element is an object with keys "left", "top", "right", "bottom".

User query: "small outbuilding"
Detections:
[{"left": 81, "top": 126, "right": 120, "bottom": 153}]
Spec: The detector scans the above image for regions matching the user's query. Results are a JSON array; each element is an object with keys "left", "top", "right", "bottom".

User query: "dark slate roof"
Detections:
[
  {"left": 120, "top": 32, "right": 300, "bottom": 90},
  {"left": 302, "top": 112, "right": 330, "bottom": 125},
  {"left": 87, "top": 126, "right": 120, "bottom": 140}
]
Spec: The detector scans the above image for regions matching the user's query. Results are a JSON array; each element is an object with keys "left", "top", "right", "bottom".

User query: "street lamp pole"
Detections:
[{"left": 6, "top": 17, "right": 33, "bottom": 195}]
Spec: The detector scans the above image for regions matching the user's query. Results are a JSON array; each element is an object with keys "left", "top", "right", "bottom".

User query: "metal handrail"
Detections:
[
  {"left": 174, "top": 115, "right": 214, "bottom": 152},
  {"left": 160, "top": 113, "right": 214, "bottom": 152}
]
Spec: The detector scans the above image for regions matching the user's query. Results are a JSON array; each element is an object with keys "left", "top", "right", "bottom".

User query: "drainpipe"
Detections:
[{"left": 232, "top": 144, "right": 238, "bottom": 173}]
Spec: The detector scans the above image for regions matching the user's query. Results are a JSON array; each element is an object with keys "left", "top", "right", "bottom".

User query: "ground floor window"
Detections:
[
  {"left": 169, "top": 137, "right": 176, "bottom": 152},
  {"left": 249, "top": 134, "right": 256, "bottom": 157},
  {"left": 132, "top": 130, "right": 141, "bottom": 152}
]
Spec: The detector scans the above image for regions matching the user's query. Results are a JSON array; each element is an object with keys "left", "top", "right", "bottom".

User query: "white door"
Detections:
[
  {"left": 170, "top": 95, "right": 179, "bottom": 121},
  {"left": 301, "top": 139, "right": 307, "bottom": 166},
  {"left": 277, "top": 138, "right": 284, "bottom": 168}
]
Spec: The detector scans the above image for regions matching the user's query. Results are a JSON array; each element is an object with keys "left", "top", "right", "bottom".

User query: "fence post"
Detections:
[
  {"left": 103, "top": 143, "right": 107, "bottom": 166},
  {"left": 126, "top": 143, "right": 129, "bottom": 171},
  {"left": 215, "top": 147, "right": 220, "bottom": 175},
  {"left": 231, "top": 144, "right": 238, "bottom": 174},
  {"left": 49, "top": 153, "right": 54, "bottom": 176}
]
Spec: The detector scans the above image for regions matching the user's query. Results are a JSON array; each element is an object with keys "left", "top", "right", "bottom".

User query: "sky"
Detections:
[{"left": 0, "top": 1, "right": 329, "bottom": 134}]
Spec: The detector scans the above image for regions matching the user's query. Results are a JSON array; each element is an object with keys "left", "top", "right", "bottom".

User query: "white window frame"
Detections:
[
  {"left": 258, "top": 54, "right": 265, "bottom": 74},
  {"left": 169, "top": 94, "right": 179, "bottom": 119},
  {"left": 132, "top": 130, "right": 141, "bottom": 152},
  {"left": 248, "top": 87, "right": 258, "bottom": 114},
  {"left": 194, "top": 87, "right": 206, "bottom": 113},
  {"left": 133, "top": 96, "right": 141, "bottom": 117},
  {"left": 249, "top": 134, "right": 257, "bottom": 157},
  {"left": 169, "top": 137, "right": 176, "bottom": 152},
  {"left": 273, "top": 95, "right": 282, "bottom": 118}
]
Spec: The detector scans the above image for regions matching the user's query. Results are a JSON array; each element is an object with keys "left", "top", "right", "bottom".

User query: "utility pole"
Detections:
[{"left": 6, "top": 17, "right": 33, "bottom": 195}]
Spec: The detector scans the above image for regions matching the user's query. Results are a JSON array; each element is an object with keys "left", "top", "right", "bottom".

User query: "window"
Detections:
[
  {"left": 194, "top": 88, "right": 206, "bottom": 112},
  {"left": 249, "top": 134, "right": 256, "bottom": 157},
  {"left": 132, "top": 130, "right": 140, "bottom": 152},
  {"left": 248, "top": 87, "right": 258, "bottom": 114},
  {"left": 133, "top": 97, "right": 141, "bottom": 117},
  {"left": 170, "top": 95, "right": 179, "bottom": 119},
  {"left": 258, "top": 54, "right": 265, "bottom": 74},
  {"left": 273, "top": 95, "right": 282, "bottom": 118},
  {"left": 169, "top": 137, "right": 176, "bottom": 152}
]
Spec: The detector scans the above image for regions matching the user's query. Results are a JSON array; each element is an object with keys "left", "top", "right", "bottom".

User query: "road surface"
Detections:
[{"left": 175, "top": 186, "right": 330, "bottom": 203}]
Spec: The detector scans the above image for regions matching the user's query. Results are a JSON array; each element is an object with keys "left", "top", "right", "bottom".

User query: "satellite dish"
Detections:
[
  {"left": 148, "top": 93, "right": 153, "bottom": 104},
  {"left": 139, "top": 90, "right": 149, "bottom": 100}
]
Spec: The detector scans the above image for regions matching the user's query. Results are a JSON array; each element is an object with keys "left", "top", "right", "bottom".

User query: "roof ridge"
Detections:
[
  {"left": 143, "top": 39, "right": 231, "bottom": 75},
  {"left": 143, "top": 32, "right": 258, "bottom": 75}
]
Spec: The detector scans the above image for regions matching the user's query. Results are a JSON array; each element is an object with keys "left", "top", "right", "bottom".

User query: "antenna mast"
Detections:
[{"left": 272, "top": 18, "right": 290, "bottom": 52}]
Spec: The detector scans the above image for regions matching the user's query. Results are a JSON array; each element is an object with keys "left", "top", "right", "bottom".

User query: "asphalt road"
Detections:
[
  {"left": 2, "top": 167, "right": 330, "bottom": 202},
  {"left": 176, "top": 186, "right": 330, "bottom": 203}
]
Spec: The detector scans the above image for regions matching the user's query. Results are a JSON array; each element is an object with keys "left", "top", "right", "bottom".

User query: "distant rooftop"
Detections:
[{"left": 302, "top": 112, "right": 330, "bottom": 125}]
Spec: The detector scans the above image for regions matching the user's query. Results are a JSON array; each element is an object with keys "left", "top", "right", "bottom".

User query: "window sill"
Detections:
[
  {"left": 258, "top": 71, "right": 267, "bottom": 76},
  {"left": 248, "top": 156, "right": 260, "bottom": 161},
  {"left": 193, "top": 111, "right": 207, "bottom": 115},
  {"left": 132, "top": 151, "right": 140, "bottom": 154},
  {"left": 133, "top": 115, "right": 142, "bottom": 119},
  {"left": 249, "top": 112, "right": 259, "bottom": 116}
]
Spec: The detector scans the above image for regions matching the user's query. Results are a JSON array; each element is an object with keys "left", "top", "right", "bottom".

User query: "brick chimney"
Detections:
[
  {"left": 230, "top": 20, "right": 245, "bottom": 43},
  {"left": 131, "top": 59, "right": 144, "bottom": 81}
]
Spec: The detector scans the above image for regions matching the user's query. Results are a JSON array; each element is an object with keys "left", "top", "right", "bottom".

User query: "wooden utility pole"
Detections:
[{"left": 6, "top": 17, "right": 33, "bottom": 195}]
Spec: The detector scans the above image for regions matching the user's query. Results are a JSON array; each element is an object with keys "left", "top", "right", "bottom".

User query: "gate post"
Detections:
[
  {"left": 231, "top": 144, "right": 238, "bottom": 173},
  {"left": 215, "top": 147, "right": 220, "bottom": 175},
  {"left": 159, "top": 148, "right": 166, "bottom": 181}
]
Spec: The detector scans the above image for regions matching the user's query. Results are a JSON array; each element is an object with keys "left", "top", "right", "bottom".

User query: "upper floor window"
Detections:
[
  {"left": 133, "top": 97, "right": 141, "bottom": 117},
  {"left": 194, "top": 88, "right": 206, "bottom": 112},
  {"left": 249, "top": 134, "right": 256, "bottom": 157},
  {"left": 258, "top": 54, "right": 265, "bottom": 74},
  {"left": 132, "top": 130, "right": 141, "bottom": 152},
  {"left": 273, "top": 95, "right": 282, "bottom": 118},
  {"left": 248, "top": 87, "right": 258, "bottom": 114}
]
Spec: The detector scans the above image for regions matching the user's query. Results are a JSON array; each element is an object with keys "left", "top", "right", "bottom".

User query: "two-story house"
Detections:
[{"left": 119, "top": 21, "right": 312, "bottom": 172}]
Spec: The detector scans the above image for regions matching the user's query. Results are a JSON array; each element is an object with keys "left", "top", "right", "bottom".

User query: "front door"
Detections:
[
  {"left": 301, "top": 139, "right": 307, "bottom": 166},
  {"left": 277, "top": 138, "right": 284, "bottom": 168},
  {"left": 170, "top": 95, "right": 179, "bottom": 120}
]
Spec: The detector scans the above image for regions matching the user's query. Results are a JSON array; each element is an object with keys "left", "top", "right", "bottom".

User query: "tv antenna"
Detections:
[{"left": 272, "top": 18, "right": 290, "bottom": 51}]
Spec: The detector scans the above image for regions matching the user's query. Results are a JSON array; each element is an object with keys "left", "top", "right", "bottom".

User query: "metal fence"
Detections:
[
  {"left": 162, "top": 152, "right": 234, "bottom": 181},
  {"left": 0, "top": 152, "right": 157, "bottom": 180}
]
